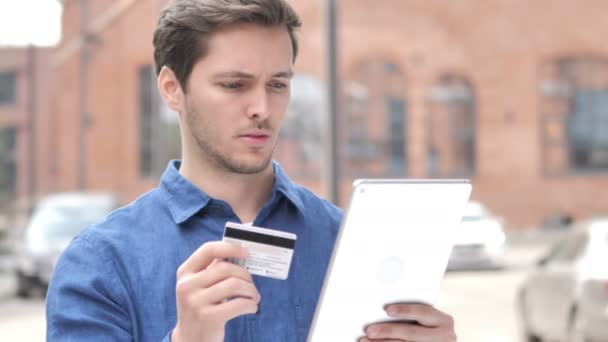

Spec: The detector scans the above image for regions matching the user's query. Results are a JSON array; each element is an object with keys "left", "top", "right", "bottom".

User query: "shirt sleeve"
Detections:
[{"left": 46, "top": 233, "right": 134, "bottom": 341}]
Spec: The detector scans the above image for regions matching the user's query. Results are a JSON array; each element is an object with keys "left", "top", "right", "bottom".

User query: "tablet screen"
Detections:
[{"left": 307, "top": 179, "right": 472, "bottom": 341}]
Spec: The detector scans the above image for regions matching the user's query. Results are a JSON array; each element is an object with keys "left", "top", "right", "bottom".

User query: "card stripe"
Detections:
[{"left": 224, "top": 227, "right": 296, "bottom": 249}]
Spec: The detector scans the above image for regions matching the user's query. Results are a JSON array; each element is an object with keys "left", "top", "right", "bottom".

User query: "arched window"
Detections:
[
  {"left": 540, "top": 57, "right": 608, "bottom": 174},
  {"left": 342, "top": 60, "right": 408, "bottom": 177},
  {"left": 426, "top": 74, "right": 476, "bottom": 177},
  {"left": 274, "top": 74, "right": 324, "bottom": 179}
]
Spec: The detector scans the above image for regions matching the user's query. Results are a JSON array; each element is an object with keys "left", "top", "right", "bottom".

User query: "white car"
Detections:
[
  {"left": 14, "top": 192, "right": 117, "bottom": 297},
  {"left": 517, "top": 218, "right": 608, "bottom": 342},
  {"left": 447, "top": 201, "right": 506, "bottom": 270}
]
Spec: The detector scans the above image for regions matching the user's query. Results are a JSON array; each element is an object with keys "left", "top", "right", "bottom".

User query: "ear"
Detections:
[{"left": 158, "top": 66, "right": 184, "bottom": 113}]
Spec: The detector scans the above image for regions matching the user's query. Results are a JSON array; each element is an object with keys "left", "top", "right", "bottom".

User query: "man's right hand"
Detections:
[{"left": 171, "top": 241, "right": 260, "bottom": 342}]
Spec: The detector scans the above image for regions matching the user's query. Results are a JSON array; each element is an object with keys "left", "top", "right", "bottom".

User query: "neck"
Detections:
[{"left": 179, "top": 154, "right": 275, "bottom": 224}]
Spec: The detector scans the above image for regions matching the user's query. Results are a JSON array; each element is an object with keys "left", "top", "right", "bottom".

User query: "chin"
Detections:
[{"left": 223, "top": 155, "right": 273, "bottom": 174}]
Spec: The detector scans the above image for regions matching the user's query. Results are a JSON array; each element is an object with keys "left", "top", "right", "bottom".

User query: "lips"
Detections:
[{"left": 238, "top": 130, "right": 271, "bottom": 148}]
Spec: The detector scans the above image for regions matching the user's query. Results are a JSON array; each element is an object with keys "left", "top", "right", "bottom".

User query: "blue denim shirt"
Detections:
[{"left": 46, "top": 161, "right": 342, "bottom": 342}]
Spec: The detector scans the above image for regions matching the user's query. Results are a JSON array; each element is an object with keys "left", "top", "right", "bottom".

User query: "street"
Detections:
[
  {"left": 439, "top": 269, "right": 526, "bottom": 342},
  {"left": 0, "top": 243, "right": 543, "bottom": 341},
  {"left": 0, "top": 295, "right": 45, "bottom": 341}
]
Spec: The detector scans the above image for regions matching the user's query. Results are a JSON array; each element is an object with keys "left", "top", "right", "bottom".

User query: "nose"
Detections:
[{"left": 245, "top": 87, "right": 271, "bottom": 121}]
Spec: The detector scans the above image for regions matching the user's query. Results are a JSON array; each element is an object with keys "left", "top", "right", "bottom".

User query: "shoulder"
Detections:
[
  {"left": 66, "top": 188, "right": 168, "bottom": 258},
  {"left": 50, "top": 188, "right": 170, "bottom": 292}
]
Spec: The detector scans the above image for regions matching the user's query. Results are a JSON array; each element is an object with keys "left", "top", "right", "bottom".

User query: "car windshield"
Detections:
[{"left": 26, "top": 203, "right": 111, "bottom": 242}]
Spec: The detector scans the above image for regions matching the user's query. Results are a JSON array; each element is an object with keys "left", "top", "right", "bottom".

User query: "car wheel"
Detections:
[
  {"left": 16, "top": 272, "right": 32, "bottom": 298},
  {"left": 568, "top": 308, "right": 589, "bottom": 342}
]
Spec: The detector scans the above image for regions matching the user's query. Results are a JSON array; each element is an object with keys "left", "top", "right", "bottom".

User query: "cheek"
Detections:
[
  {"left": 187, "top": 90, "right": 238, "bottom": 122},
  {"left": 193, "top": 89, "right": 228, "bottom": 111},
  {"left": 271, "top": 94, "right": 291, "bottom": 120}
]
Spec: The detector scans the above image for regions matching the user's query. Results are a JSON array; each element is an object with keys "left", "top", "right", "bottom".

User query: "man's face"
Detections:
[{"left": 181, "top": 23, "right": 294, "bottom": 174}]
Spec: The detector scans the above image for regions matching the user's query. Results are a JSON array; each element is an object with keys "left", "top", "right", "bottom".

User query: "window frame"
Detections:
[
  {"left": 539, "top": 56, "right": 608, "bottom": 175},
  {"left": 0, "top": 70, "right": 17, "bottom": 106},
  {"left": 425, "top": 74, "right": 477, "bottom": 178}
]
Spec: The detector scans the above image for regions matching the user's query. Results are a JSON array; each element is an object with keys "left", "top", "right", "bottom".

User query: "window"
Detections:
[
  {"left": 274, "top": 74, "right": 323, "bottom": 179},
  {"left": 343, "top": 80, "right": 374, "bottom": 160},
  {"left": 0, "top": 127, "right": 17, "bottom": 198},
  {"left": 426, "top": 74, "right": 476, "bottom": 178},
  {"left": 0, "top": 71, "right": 17, "bottom": 105},
  {"left": 540, "top": 57, "right": 608, "bottom": 174},
  {"left": 138, "top": 65, "right": 181, "bottom": 177},
  {"left": 342, "top": 60, "right": 408, "bottom": 177},
  {"left": 138, "top": 66, "right": 154, "bottom": 177},
  {"left": 386, "top": 97, "right": 406, "bottom": 175}
]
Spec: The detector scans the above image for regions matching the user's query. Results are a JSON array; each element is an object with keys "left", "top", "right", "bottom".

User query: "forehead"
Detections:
[{"left": 194, "top": 23, "right": 294, "bottom": 76}]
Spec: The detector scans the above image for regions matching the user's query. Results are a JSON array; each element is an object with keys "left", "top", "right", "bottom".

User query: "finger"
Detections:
[
  {"left": 178, "top": 241, "right": 248, "bottom": 276},
  {"left": 365, "top": 322, "right": 438, "bottom": 342},
  {"left": 176, "top": 261, "right": 254, "bottom": 295},
  {"left": 198, "top": 261, "right": 254, "bottom": 288},
  {"left": 358, "top": 338, "right": 403, "bottom": 342},
  {"left": 384, "top": 303, "right": 453, "bottom": 328},
  {"left": 212, "top": 297, "right": 259, "bottom": 322},
  {"left": 198, "top": 277, "right": 261, "bottom": 305}
]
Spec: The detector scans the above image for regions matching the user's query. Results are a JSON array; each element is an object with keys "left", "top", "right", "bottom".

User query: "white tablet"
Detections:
[{"left": 307, "top": 179, "right": 472, "bottom": 341}]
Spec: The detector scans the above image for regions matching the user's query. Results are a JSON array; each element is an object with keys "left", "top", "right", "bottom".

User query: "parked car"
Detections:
[
  {"left": 14, "top": 192, "right": 116, "bottom": 297},
  {"left": 517, "top": 217, "right": 608, "bottom": 342},
  {"left": 447, "top": 201, "right": 506, "bottom": 270}
]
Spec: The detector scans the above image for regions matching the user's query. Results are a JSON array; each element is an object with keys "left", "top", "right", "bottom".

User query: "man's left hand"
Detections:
[{"left": 360, "top": 303, "right": 457, "bottom": 342}]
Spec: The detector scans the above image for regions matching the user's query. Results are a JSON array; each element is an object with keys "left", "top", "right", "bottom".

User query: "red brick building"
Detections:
[
  {"left": 0, "top": 47, "right": 55, "bottom": 215},
  {"left": 13, "top": 0, "right": 608, "bottom": 228}
]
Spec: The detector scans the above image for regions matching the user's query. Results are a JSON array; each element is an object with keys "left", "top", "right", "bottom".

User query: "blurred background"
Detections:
[{"left": 1, "top": 0, "right": 608, "bottom": 341}]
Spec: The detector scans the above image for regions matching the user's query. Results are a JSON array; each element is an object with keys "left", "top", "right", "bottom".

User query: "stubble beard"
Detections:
[{"left": 185, "top": 106, "right": 275, "bottom": 175}]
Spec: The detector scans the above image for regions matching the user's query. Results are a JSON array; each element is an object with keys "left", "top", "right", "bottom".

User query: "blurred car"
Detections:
[
  {"left": 14, "top": 192, "right": 116, "bottom": 297},
  {"left": 517, "top": 217, "right": 608, "bottom": 342},
  {"left": 447, "top": 201, "right": 506, "bottom": 270}
]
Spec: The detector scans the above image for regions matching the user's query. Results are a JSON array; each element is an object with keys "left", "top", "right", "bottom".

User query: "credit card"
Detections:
[{"left": 222, "top": 221, "right": 297, "bottom": 280}]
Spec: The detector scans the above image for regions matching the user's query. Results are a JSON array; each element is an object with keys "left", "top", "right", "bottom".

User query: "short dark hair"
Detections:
[{"left": 153, "top": 0, "right": 302, "bottom": 91}]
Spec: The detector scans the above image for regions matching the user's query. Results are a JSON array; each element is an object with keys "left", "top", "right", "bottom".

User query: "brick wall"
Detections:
[{"left": 47, "top": 0, "right": 608, "bottom": 228}]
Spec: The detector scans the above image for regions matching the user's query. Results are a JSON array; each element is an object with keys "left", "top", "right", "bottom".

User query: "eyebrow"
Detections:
[{"left": 212, "top": 70, "right": 294, "bottom": 79}]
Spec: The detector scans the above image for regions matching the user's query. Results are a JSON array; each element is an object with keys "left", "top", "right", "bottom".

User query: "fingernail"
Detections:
[
  {"left": 366, "top": 326, "right": 380, "bottom": 338},
  {"left": 386, "top": 306, "right": 399, "bottom": 316}
]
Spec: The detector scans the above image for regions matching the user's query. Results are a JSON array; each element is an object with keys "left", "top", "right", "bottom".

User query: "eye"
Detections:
[
  {"left": 222, "top": 82, "right": 243, "bottom": 89},
  {"left": 269, "top": 82, "right": 288, "bottom": 90}
]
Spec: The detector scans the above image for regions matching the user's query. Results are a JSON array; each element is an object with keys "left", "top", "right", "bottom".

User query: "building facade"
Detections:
[
  {"left": 11, "top": 0, "right": 608, "bottom": 228},
  {"left": 0, "top": 47, "right": 54, "bottom": 220}
]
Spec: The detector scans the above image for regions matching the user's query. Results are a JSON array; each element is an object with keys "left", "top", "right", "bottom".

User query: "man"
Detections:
[{"left": 46, "top": 0, "right": 457, "bottom": 341}]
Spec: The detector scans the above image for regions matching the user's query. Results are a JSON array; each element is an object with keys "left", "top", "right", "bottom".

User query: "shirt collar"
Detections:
[
  {"left": 159, "top": 160, "right": 305, "bottom": 224},
  {"left": 159, "top": 160, "right": 211, "bottom": 224},
  {"left": 272, "top": 160, "right": 305, "bottom": 214}
]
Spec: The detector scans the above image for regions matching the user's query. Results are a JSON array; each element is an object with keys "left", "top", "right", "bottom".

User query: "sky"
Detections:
[{"left": 0, "top": 0, "right": 63, "bottom": 46}]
